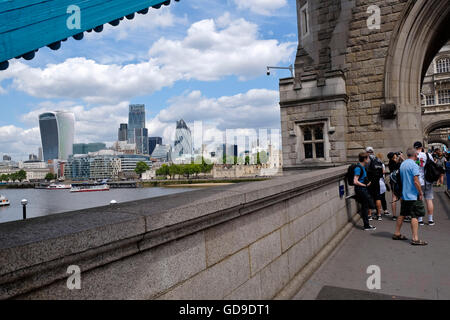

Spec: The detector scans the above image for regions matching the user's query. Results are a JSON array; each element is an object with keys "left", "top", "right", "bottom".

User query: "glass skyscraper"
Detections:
[
  {"left": 127, "top": 104, "right": 145, "bottom": 144},
  {"left": 173, "top": 119, "right": 193, "bottom": 161},
  {"left": 73, "top": 143, "right": 106, "bottom": 155},
  {"left": 134, "top": 128, "right": 149, "bottom": 155},
  {"left": 118, "top": 123, "right": 128, "bottom": 141},
  {"left": 149, "top": 137, "right": 163, "bottom": 155},
  {"left": 39, "top": 111, "right": 75, "bottom": 161}
]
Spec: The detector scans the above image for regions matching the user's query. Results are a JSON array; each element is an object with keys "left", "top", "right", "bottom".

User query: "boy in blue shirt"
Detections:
[{"left": 392, "top": 148, "right": 428, "bottom": 245}]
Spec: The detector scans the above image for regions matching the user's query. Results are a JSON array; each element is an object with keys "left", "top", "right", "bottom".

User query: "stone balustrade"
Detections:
[{"left": 0, "top": 166, "right": 358, "bottom": 299}]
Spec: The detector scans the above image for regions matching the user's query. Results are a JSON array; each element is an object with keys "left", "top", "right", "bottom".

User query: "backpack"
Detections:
[
  {"left": 368, "top": 156, "right": 384, "bottom": 180},
  {"left": 389, "top": 169, "right": 402, "bottom": 199},
  {"left": 346, "top": 164, "right": 363, "bottom": 186},
  {"left": 424, "top": 153, "right": 444, "bottom": 183}
]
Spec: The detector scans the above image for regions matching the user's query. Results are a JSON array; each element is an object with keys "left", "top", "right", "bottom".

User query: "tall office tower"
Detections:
[
  {"left": 38, "top": 147, "right": 43, "bottom": 161},
  {"left": 173, "top": 119, "right": 193, "bottom": 159},
  {"left": 148, "top": 137, "right": 162, "bottom": 155},
  {"left": 39, "top": 111, "right": 75, "bottom": 161},
  {"left": 127, "top": 104, "right": 145, "bottom": 144},
  {"left": 134, "top": 128, "right": 149, "bottom": 155},
  {"left": 118, "top": 123, "right": 128, "bottom": 141},
  {"left": 2, "top": 155, "right": 11, "bottom": 161}
]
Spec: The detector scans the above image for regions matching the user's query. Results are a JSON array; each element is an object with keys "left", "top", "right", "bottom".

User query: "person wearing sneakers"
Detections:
[
  {"left": 392, "top": 148, "right": 427, "bottom": 246},
  {"left": 414, "top": 141, "right": 435, "bottom": 226},
  {"left": 365, "top": 147, "right": 384, "bottom": 221},
  {"left": 353, "top": 152, "right": 376, "bottom": 231}
]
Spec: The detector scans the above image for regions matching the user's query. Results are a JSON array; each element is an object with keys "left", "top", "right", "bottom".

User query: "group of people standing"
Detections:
[{"left": 350, "top": 141, "right": 447, "bottom": 246}]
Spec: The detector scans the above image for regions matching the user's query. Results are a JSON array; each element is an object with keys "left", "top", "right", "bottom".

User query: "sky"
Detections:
[{"left": 0, "top": 0, "right": 298, "bottom": 160}]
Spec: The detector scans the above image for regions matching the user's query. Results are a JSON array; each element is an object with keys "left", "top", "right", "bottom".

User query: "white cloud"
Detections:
[
  {"left": 0, "top": 126, "right": 41, "bottom": 160},
  {"left": 0, "top": 88, "right": 281, "bottom": 160},
  {"left": 148, "top": 88, "right": 281, "bottom": 144},
  {"left": 0, "top": 15, "right": 295, "bottom": 103},
  {"left": 234, "top": 0, "right": 287, "bottom": 16}
]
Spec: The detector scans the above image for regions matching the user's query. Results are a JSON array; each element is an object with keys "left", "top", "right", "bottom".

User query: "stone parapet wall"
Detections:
[{"left": 0, "top": 167, "right": 358, "bottom": 299}]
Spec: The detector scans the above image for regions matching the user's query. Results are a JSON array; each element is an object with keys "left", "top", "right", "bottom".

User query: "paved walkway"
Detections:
[{"left": 294, "top": 187, "right": 450, "bottom": 300}]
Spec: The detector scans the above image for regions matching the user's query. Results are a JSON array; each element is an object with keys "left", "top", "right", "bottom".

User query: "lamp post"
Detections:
[
  {"left": 21, "top": 199, "right": 28, "bottom": 220},
  {"left": 266, "top": 65, "right": 294, "bottom": 78}
]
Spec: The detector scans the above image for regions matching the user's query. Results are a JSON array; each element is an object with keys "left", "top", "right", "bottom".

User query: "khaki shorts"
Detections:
[{"left": 400, "top": 200, "right": 426, "bottom": 219}]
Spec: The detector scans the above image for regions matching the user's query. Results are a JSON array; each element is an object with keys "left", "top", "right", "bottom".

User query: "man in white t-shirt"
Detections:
[{"left": 413, "top": 141, "right": 435, "bottom": 226}]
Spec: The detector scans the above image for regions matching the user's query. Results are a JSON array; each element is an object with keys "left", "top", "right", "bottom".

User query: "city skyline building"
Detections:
[
  {"left": 118, "top": 123, "right": 128, "bottom": 142},
  {"left": 73, "top": 143, "right": 106, "bottom": 155},
  {"left": 134, "top": 127, "right": 149, "bottom": 155},
  {"left": 151, "top": 144, "right": 172, "bottom": 162},
  {"left": 173, "top": 119, "right": 193, "bottom": 163},
  {"left": 38, "top": 111, "right": 75, "bottom": 161},
  {"left": 127, "top": 104, "right": 145, "bottom": 144},
  {"left": 148, "top": 137, "right": 163, "bottom": 155}
]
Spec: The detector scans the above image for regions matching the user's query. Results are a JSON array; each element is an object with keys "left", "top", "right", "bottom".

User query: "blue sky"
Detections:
[{"left": 0, "top": 0, "right": 298, "bottom": 160}]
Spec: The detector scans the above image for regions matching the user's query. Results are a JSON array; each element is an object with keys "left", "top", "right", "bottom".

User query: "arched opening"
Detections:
[
  {"left": 383, "top": 0, "right": 450, "bottom": 147},
  {"left": 424, "top": 119, "right": 450, "bottom": 150}
]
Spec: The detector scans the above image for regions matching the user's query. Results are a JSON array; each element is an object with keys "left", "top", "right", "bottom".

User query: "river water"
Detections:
[{"left": 0, "top": 187, "right": 194, "bottom": 224}]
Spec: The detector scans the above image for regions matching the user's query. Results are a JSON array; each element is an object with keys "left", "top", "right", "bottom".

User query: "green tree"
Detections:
[
  {"left": 168, "top": 164, "right": 180, "bottom": 179},
  {"left": 135, "top": 161, "right": 150, "bottom": 177},
  {"left": 259, "top": 151, "right": 269, "bottom": 165},
  {"left": 16, "top": 170, "right": 27, "bottom": 182},
  {"left": 156, "top": 164, "right": 170, "bottom": 177},
  {"left": 245, "top": 156, "right": 250, "bottom": 165},
  {"left": 0, "top": 174, "right": 10, "bottom": 181},
  {"left": 45, "top": 173, "right": 56, "bottom": 181}
]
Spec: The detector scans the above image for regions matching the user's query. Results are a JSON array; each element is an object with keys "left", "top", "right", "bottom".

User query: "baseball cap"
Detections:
[
  {"left": 365, "top": 147, "right": 374, "bottom": 153},
  {"left": 413, "top": 141, "right": 423, "bottom": 149}
]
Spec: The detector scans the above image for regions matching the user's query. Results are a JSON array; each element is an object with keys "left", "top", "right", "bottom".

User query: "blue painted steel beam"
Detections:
[{"left": 0, "top": 0, "right": 179, "bottom": 70}]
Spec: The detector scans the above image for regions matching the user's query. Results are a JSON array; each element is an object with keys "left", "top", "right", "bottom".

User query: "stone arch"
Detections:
[
  {"left": 383, "top": 0, "right": 450, "bottom": 142},
  {"left": 428, "top": 139, "right": 449, "bottom": 148},
  {"left": 424, "top": 119, "right": 450, "bottom": 136}
]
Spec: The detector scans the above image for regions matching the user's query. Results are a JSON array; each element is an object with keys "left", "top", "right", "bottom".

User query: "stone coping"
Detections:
[{"left": 0, "top": 166, "right": 348, "bottom": 296}]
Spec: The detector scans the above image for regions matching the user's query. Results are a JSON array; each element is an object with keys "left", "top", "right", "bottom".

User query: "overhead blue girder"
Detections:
[{"left": 0, "top": 0, "right": 179, "bottom": 70}]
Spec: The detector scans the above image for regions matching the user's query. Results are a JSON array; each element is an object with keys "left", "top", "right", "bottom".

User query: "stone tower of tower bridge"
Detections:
[{"left": 280, "top": 0, "right": 450, "bottom": 169}]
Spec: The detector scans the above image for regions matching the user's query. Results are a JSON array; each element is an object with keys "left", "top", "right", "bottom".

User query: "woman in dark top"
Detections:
[{"left": 387, "top": 152, "right": 404, "bottom": 220}]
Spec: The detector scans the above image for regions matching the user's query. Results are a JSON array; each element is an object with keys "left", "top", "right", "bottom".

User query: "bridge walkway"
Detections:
[{"left": 293, "top": 187, "right": 450, "bottom": 300}]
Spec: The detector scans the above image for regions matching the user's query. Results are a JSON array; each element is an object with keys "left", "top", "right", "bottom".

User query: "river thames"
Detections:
[{"left": 0, "top": 187, "right": 194, "bottom": 224}]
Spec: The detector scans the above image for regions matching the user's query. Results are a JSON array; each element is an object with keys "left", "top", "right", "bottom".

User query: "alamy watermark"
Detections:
[
  {"left": 66, "top": 5, "right": 81, "bottom": 30},
  {"left": 66, "top": 265, "right": 81, "bottom": 290},
  {"left": 367, "top": 5, "right": 381, "bottom": 30},
  {"left": 366, "top": 265, "right": 381, "bottom": 290}
]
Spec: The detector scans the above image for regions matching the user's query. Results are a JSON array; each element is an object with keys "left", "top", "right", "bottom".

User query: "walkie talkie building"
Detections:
[{"left": 39, "top": 111, "right": 75, "bottom": 161}]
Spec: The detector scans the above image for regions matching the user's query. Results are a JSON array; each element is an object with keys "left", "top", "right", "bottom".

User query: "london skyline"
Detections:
[{"left": 0, "top": 0, "right": 297, "bottom": 160}]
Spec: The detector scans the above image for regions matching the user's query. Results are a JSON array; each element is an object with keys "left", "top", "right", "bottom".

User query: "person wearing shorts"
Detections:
[
  {"left": 392, "top": 148, "right": 428, "bottom": 246},
  {"left": 414, "top": 141, "right": 435, "bottom": 225}
]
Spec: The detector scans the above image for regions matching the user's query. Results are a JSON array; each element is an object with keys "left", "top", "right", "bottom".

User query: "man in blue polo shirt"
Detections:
[{"left": 392, "top": 148, "right": 428, "bottom": 245}]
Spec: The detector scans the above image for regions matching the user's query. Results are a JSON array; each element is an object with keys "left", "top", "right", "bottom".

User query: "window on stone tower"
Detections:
[
  {"left": 438, "top": 89, "right": 450, "bottom": 104},
  {"left": 425, "top": 95, "right": 435, "bottom": 106},
  {"left": 436, "top": 58, "right": 450, "bottom": 73},
  {"left": 300, "top": 3, "right": 309, "bottom": 38},
  {"left": 301, "top": 124, "right": 325, "bottom": 159}
]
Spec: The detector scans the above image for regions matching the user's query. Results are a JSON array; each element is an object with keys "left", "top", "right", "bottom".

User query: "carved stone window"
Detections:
[
  {"left": 425, "top": 95, "right": 435, "bottom": 106},
  {"left": 300, "top": 3, "right": 310, "bottom": 38},
  {"left": 436, "top": 58, "right": 450, "bottom": 74},
  {"left": 438, "top": 89, "right": 450, "bottom": 104},
  {"left": 301, "top": 124, "right": 325, "bottom": 159}
]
